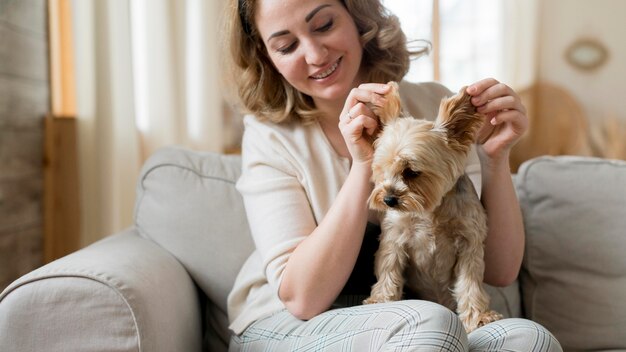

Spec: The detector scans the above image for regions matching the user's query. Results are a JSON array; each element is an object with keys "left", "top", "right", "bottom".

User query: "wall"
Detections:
[
  {"left": 0, "top": 0, "right": 48, "bottom": 290},
  {"left": 537, "top": 0, "right": 626, "bottom": 123}
]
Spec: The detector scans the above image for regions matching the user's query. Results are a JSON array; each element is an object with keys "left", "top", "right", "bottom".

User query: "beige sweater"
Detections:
[{"left": 227, "top": 81, "right": 482, "bottom": 334}]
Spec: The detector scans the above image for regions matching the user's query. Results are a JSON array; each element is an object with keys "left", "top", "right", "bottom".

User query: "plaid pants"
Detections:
[{"left": 229, "top": 300, "right": 562, "bottom": 351}]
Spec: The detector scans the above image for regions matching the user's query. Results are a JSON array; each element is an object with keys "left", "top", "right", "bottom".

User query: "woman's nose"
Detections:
[{"left": 303, "top": 39, "right": 328, "bottom": 66}]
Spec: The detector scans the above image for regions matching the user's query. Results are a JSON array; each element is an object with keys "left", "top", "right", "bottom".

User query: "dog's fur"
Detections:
[{"left": 363, "top": 83, "right": 502, "bottom": 332}]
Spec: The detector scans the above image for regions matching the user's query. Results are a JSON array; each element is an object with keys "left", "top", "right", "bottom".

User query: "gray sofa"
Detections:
[{"left": 1, "top": 146, "right": 625, "bottom": 352}]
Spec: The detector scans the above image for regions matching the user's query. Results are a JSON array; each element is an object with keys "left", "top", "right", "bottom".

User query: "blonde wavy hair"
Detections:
[{"left": 221, "top": 0, "right": 427, "bottom": 124}]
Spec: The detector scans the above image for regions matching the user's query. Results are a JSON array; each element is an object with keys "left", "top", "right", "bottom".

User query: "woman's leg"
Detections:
[
  {"left": 468, "top": 318, "right": 562, "bottom": 352},
  {"left": 230, "top": 300, "right": 468, "bottom": 352}
]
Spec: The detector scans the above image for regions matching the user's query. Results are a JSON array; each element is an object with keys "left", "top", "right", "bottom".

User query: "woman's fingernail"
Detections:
[{"left": 490, "top": 117, "right": 497, "bottom": 125}]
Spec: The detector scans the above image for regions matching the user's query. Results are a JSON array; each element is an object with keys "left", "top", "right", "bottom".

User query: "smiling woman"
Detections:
[{"left": 222, "top": 0, "right": 562, "bottom": 351}]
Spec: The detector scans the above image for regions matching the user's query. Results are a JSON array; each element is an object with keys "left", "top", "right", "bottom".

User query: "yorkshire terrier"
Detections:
[{"left": 363, "top": 82, "right": 502, "bottom": 333}]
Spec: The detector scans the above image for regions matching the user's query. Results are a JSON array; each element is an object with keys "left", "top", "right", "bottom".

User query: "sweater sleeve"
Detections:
[{"left": 235, "top": 116, "right": 317, "bottom": 295}]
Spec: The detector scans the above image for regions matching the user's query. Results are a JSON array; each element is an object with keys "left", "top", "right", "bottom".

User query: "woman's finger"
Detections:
[
  {"left": 343, "top": 85, "right": 390, "bottom": 113},
  {"left": 476, "top": 95, "right": 522, "bottom": 115},
  {"left": 467, "top": 78, "right": 500, "bottom": 96},
  {"left": 488, "top": 110, "right": 528, "bottom": 130},
  {"left": 341, "top": 102, "right": 375, "bottom": 124}
]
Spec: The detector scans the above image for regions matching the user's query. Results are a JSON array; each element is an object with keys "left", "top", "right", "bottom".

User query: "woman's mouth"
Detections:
[{"left": 310, "top": 58, "right": 341, "bottom": 80}]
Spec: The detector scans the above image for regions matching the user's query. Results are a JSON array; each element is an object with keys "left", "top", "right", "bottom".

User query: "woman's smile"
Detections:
[{"left": 310, "top": 57, "right": 342, "bottom": 80}]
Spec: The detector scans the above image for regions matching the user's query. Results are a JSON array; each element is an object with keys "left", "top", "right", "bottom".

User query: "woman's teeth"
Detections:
[{"left": 312, "top": 59, "right": 339, "bottom": 79}]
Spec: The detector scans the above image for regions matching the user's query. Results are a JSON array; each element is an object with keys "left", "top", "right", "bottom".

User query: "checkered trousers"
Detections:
[{"left": 229, "top": 300, "right": 562, "bottom": 352}]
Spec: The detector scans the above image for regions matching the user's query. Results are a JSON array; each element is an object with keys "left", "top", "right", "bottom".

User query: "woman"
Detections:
[{"left": 223, "top": 0, "right": 562, "bottom": 350}]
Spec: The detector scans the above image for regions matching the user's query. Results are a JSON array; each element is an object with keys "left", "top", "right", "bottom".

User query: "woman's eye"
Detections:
[
  {"left": 277, "top": 42, "right": 297, "bottom": 55},
  {"left": 316, "top": 19, "right": 333, "bottom": 32}
]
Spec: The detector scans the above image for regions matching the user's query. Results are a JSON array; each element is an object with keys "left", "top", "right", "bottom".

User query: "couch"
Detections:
[{"left": 1, "top": 146, "right": 625, "bottom": 352}]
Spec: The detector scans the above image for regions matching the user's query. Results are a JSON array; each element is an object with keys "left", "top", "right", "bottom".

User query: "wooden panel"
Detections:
[
  {"left": 48, "top": 0, "right": 76, "bottom": 116},
  {"left": 0, "top": 226, "right": 43, "bottom": 290},
  {"left": 43, "top": 114, "right": 79, "bottom": 262}
]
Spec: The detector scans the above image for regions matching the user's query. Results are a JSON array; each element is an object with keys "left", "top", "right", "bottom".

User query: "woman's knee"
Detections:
[
  {"left": 395, "top": 300, "right": 462, "bottom": 329},
  {"left": 382, "top": 300, "right": 468, "bottom": 350},
  {"left": 469, "top": 318, "right": 562, "bottom": 352}
]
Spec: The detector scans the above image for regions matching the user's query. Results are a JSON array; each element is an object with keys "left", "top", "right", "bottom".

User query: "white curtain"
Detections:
[
  {"left": 72, "top": 0, "right": 225, "bottom": 245},
  {"left": 500, "top": 0, "right": 539, "bottom": 91}
]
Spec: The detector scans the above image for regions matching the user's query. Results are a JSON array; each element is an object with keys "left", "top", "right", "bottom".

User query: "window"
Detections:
[{"left": 383, "top": 0, "right": 503, "bottom": 91}]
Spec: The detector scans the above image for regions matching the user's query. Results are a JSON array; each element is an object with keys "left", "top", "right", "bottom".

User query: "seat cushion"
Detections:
[{"left": 516, "top": 156, "right": 626, "bottom": 350}]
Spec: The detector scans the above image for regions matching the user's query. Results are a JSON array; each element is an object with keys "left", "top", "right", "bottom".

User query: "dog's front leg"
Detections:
[
  {"left": 452, "top": 232, "right": 502, "bottom": 332},
  {"left": 363, "top": 223, "right": 409, "bottom": 304}
]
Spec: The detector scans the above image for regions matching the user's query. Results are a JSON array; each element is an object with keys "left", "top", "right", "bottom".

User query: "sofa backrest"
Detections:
[{"left": 134, "top": 146, "right": 253, "bottom": 314}]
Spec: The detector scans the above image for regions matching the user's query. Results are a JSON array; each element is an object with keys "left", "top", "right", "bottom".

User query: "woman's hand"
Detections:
[
  {"left": 466, "top": 78, "right": 528, "bottom": 164},
  {"left": 339, "top": 83, "right": 391, "bottom": 165}
]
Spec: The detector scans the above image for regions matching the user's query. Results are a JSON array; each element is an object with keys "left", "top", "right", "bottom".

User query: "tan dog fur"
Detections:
[{"left": 363, "top": 84, "right": 502, "bottom": 333}]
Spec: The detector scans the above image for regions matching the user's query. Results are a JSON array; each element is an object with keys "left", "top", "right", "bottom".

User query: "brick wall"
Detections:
[{"left": 0, "top": 0, "right": 48, "bottom": 290}]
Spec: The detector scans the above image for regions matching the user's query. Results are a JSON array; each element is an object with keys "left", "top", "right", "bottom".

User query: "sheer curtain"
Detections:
[
  {"left": 384, "top": 0, "right": 539, "bottom": 92},
  {"left": 71, "top": 0, "right": 225, "bottom": 245}
]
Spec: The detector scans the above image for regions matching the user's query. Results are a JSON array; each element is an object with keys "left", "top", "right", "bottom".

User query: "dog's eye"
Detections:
[{"left": 402, "top": 168, "right": 421, "bottom": 180}]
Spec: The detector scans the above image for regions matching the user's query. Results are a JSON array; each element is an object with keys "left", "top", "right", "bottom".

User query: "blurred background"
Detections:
[{"left": 1, "top": 0, "right": 624, "bottom": 291}]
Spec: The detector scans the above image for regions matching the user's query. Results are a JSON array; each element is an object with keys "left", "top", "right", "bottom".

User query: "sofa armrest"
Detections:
[{"left": 0, "top": 228, "right": 202, "bottom": 352}]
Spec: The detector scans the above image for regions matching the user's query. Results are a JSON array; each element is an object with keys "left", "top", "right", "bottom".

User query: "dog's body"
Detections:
[{"left": 364, "top": 84, "right": 502, "bottom": 332}]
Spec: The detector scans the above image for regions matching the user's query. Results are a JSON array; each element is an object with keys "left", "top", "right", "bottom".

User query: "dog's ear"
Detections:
[
  {"left": 435, "top": 86, "right": 484, "bottom": 146},
  {"left": 370, "top": 81, "right": 402, "bottom": 126}
]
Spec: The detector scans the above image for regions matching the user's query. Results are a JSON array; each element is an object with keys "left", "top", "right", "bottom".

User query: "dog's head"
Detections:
[{"left": 369, "top": 87, "right": 483, "bottom": 214}]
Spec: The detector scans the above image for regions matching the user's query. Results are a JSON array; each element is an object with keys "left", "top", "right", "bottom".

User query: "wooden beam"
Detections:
[
  {"left": 43, "top": 115, "right": 80, "bottom": 263},
  {"left": 45, "top": 0, "right": 80, "bottom": 262}
]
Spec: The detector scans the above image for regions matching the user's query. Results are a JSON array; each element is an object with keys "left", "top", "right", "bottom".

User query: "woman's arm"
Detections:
[
  {"left": 480, "top": 154, "right": 525, "bottom": 286},
  {"left": 466, "top": 78, "right": 529, "bottom": 287},
  {"left": 279, "top": 161, "right": 372, "bottom": 319},
  {"left": 279, "top": 83, "right": 390, "bottom": 319}
]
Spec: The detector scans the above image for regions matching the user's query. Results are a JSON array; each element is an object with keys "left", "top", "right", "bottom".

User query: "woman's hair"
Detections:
[{"left": 221, "top": 0, "right": 427, "bottom": 124}]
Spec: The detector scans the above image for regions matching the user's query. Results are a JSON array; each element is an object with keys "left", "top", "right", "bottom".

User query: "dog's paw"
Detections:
[
  {"left": 462, "top": 310, "right": 503, "bottom": 333},
  {"left": 362, "top": 295, "right": 391, "bottom": 305},
  {"left": 477, "top": 310, "right": 503, "bottom": 327}
]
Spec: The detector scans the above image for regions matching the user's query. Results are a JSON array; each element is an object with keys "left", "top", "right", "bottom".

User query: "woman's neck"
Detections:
[{"left": 315, "top": 100, "right": 344, "bottom": 124}]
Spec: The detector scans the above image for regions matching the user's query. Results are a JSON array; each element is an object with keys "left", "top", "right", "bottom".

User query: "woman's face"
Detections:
[{"left": 254, "top": 0, "right": 364, "bottom": 108}]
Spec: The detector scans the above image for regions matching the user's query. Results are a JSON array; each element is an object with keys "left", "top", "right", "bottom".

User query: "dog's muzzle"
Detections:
[{"left": 383, "top": 195, "right": 399, "bottom": 207}]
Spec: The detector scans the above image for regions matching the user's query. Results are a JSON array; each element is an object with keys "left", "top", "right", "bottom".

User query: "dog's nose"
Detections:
[{"left": 383, "top": 195, "right": 398, "bottom": 207}]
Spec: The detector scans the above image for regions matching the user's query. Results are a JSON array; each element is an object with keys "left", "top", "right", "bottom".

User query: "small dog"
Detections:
[{"left": 363, "top": 83, "right": 502, "bottom": 333}]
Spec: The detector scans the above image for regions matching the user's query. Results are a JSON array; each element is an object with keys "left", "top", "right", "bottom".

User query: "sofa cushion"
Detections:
[
  {"left": 516, "top": 156, "right": 626, "bottom": 350},
  {"left": 134, "top": 146, "right": 254, "bottom": 314}
]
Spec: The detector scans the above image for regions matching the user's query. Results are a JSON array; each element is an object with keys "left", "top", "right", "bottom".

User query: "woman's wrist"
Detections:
[
  {"left": 350, "top": 159, "right": 373, "bottom": 177},
  {"left": 478, "top": 148, "right": 512, "bottom": 176}
]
